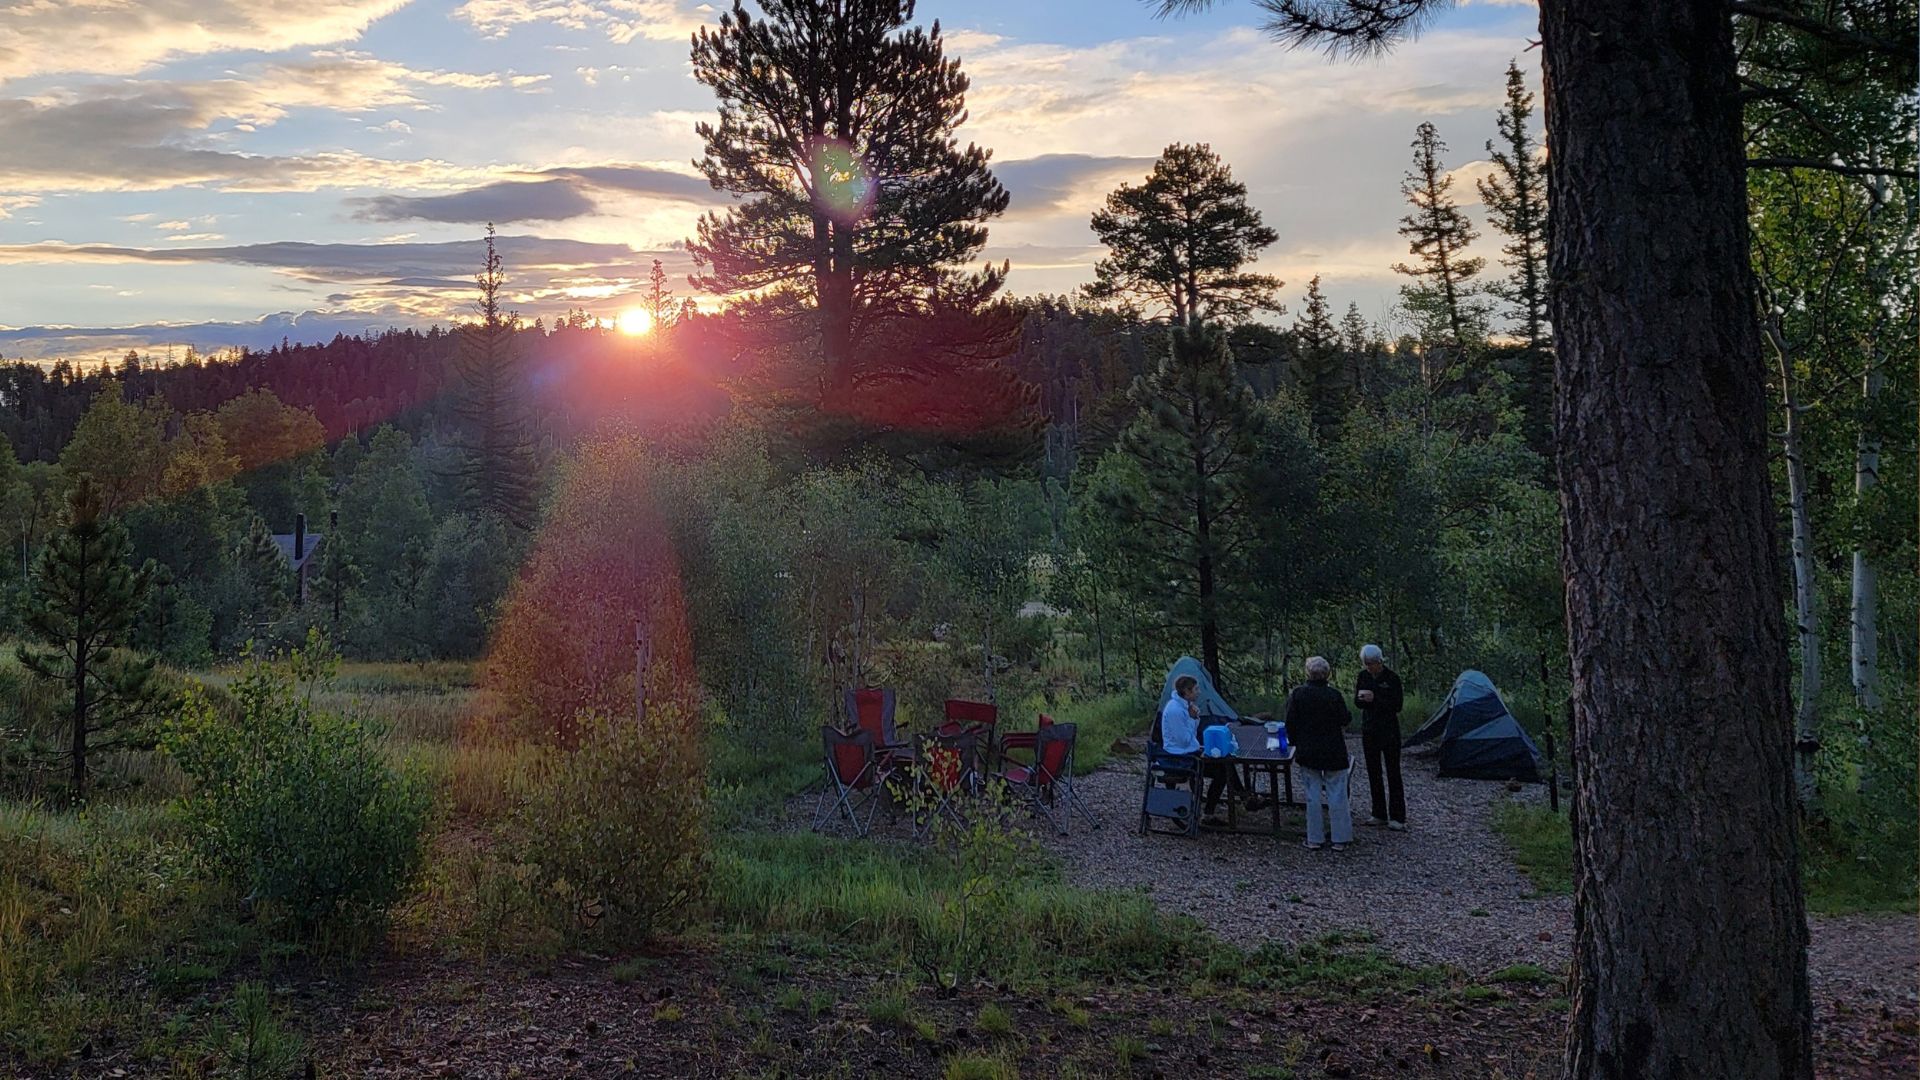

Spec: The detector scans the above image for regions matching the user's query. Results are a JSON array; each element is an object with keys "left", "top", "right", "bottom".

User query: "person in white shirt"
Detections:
[{"left": 1159, "top": 675, "right": 1201, "bottom": 754}]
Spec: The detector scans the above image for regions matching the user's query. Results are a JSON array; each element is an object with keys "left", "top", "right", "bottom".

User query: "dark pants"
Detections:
[
  {"left": 1363, "top": 723, "right": 1405, "bottom": 823},
  {"left": 1202, "top": 759, "right": 1245, "bottom": 814}
]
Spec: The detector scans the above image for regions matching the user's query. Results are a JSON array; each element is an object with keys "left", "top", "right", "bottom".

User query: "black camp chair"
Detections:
[{"left": 1139, "top": 713, "right": 1200, "bottom": 838}]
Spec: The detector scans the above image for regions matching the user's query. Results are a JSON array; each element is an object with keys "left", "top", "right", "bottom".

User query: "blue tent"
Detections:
[
  {"left": 1159, "top": 656, "right": 1238, "bottom": 721},
  {"left": 1404, "top": 670, "right": 1542, "bottom": 782}
]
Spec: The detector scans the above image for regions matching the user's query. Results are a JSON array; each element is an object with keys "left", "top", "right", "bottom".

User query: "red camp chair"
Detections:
[
  {"left": 813, "top": 726, "right": 883, "bottom": 837},
  {"left": 846, "top": 687, "right": 913, "bottom": 776},
  {"left": 997, "top": 721, "right": 1099, "bottom": 835},
  {"left": 941, "top": 698, "right": 999, "bottom": 767}
]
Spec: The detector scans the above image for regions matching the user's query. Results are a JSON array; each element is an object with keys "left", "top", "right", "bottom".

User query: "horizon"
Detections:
[{"left": 0, "top": 0, "right": 1541, "bottom": 365}]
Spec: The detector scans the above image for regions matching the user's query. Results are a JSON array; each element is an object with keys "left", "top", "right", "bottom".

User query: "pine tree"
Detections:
[
  {"left": 235, "top": 514, "right": 290, "bottom": 629},
  {"left": 1394, "top": 122, "right": 1486, "bottom": 358},
  {"left": 1478, "top": 60, "right": 1550, "bottom": 352},
  {"left": 1087, "top": 143, "right": 1281, "bottom": 326},
  {"left": 17, "top": 477, "right": 155, "bottom": 798},
  {"left": 452, "top": 225, "right": 540, "bottom": 528},
  {"left": 644, "top": 258, "right": 679, "bottom": 333},
  {"left": 1104, "top": 324, "right": 1264, "bottom": 684},
  {"left": 689, "top": 0, "right": 1010, "bottom": 387},
  {"left": 313, "top": 537, "right": 363, "bottom": 636},
  {"left": 1290, "top": 276, "right": 1349, "bottom": 440}
]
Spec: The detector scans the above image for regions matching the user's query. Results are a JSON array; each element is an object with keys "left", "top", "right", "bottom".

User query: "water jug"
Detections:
[{"left": 1202, "top": 724, "right": 1235, "bottom": 758}]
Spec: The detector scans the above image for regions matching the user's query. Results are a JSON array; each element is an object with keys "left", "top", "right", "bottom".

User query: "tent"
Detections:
[
  {"left": 1159, "top": 656, "right": 1238, "bottom": 721},
  {"left": 1404, "top": 670, "right": 1542, "bottom": 782}
]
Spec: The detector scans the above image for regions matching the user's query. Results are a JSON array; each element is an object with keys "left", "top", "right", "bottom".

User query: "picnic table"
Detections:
[{"left": 1203, "top": 722, "right": 1298, "bottom": 835}]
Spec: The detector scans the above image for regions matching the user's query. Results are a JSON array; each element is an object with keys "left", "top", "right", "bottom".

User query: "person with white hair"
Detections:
[
  {"left": 1355, "top": 644, "right": 1407, "bottom": 830},
  {"left": 1285, "top": 655, "right": 1354, "bottom": 850}
]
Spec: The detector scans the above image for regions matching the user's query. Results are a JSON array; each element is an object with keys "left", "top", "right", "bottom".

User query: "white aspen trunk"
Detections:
[
  {"left": 1767, "top": 321, "right": 1821, "bottom": 811},
  {"left": 1850, "top": 172, "right": 1888, "bottom": 712}
]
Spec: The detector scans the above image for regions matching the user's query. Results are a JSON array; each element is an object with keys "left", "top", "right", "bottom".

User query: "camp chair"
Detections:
[
  {"left": 846, "top": 687, "right": 913, "bottom": 776},
  {"left": 912, "top": 728, "right": 982, "bottom": 838},
  {"left": 942, "top": 698, "right": 1000, "bottom": 768},
  {"left": 997, "top": 721, "right": 1100, "bottom": 835},
  {"left": 812, "top": 726, "right": 883, "bottom": 838},
  {"left": 997, "top": 712, "right": 1054, "bottom": 764},
  {"left": 1140, "top": 713, "right": 1200, "bottom": 838}
]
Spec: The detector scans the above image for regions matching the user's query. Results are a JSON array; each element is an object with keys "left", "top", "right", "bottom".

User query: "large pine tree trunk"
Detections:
[{"left": 1541, "top": 1, "right": 1812, "bottom": 1076}]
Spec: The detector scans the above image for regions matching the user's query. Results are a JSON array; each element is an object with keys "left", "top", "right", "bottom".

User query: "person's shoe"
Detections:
[
  {"left": 1203, "top": 814, "right": 1230, "bottom": 828},
  {"left": 1366, "top": 816, "right": 1388, "bottom": 827},
  {"left": 1302, "top": 840, "right": 1325, "bottom": 851},
  {"left": 1388, "top": 820, "right": 1407, "bottom": 832},
  {"left": 1330, "top": 842, "right": 1348, "bottom": 852}
]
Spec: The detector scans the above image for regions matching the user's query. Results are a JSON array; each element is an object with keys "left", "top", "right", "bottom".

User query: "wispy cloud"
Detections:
[
  {"left": 0, "top": 0, "right": 412, "bottom": 82},
  {"left": 453, "top": 0, "right": 713, "bottom": 43}
]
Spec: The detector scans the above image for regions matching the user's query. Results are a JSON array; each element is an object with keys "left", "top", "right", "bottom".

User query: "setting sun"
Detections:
[{"left": 616, "top": 307, "right": 653, "bottom": 336}]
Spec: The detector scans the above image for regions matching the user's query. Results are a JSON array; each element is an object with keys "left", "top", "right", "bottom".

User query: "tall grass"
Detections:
[{"left": 711, "top": 831, "right": 1190, "bottom": 985}]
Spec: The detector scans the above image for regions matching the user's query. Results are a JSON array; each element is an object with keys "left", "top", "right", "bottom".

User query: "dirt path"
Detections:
[{"left": 1034, "top": 734, "right": 1917, "bottom": 1007}]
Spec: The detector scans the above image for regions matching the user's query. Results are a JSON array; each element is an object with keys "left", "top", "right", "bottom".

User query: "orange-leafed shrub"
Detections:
[{"left": 483, "top": 433, "right": 697, "bottom": 743}]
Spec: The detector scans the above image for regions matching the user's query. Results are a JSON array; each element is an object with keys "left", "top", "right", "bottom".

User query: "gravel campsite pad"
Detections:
[{"left": 792, "top": 729, "right": 1918, "bottom": 1076}]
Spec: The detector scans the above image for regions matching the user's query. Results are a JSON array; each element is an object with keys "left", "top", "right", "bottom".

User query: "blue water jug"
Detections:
[{"left": 1202, "top": 724, "right": 1235, "bottom": 758}]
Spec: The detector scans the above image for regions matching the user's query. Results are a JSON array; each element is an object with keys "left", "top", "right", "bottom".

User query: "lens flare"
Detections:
[
  {"left": 807, "top": 136, "right": 876, "bottom": 224},
  {"left": 617, "top": 307, "right": 653, "bottom": 336}
]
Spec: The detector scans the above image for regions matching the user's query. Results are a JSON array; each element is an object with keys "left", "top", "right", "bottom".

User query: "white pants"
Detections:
[{"left": 1301, "top": 765, "right": 1353, "bottom": 845}]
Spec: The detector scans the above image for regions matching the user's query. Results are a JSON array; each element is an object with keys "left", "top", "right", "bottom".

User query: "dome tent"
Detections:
[
  {"left": 1404, "top": 670, "right": 1543, "bottom": 782},
  {"left": 1158, "top": 656, "right": 1237, "bottom": 722}
]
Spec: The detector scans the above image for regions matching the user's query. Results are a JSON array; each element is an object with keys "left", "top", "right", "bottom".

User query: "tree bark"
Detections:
[{"left": 1542, "top": 2, "right": 1812, "bottom": 1077}]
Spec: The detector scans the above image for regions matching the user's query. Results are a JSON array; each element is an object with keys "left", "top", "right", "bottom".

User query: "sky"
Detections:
[{"left": 0, "top": 0, "right": 1543, "bottom": 364}]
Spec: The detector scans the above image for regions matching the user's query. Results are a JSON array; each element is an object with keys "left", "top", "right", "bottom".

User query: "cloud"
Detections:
[
  {"left": 349, "top": 177, "right": 599, "bottom": 223},
  {"left": 0, "top": 194, "right": 41, "bottom": 219},
  {"left": 994, "top": 153, "right": 1152, "bottom": 219},
  {"left": 0, "top": 56, "right": 539, "bottom": 192},
  {"left": 0, "top": 0, "right": 412, "bottom": 82},
  {"left": 0, "top": 310, "right": 418, "bottom": 364},
  {"left": 345, "top": 164, "right": 717, "bottom": 224},
  {"left": 453, "top": 0, "right": 711, "bottom": 43}
]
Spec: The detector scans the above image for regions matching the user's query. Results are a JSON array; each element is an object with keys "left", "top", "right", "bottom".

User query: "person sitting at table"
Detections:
[
  {"left": 1158, "top": 674, "right": 1252, "bottom": 826},
  {"left": 1286, "top": 655, "right": 1354, "bottom": 851},
  {"left": 1159, "top": 674, "right": 1202, "bottom": 755}
]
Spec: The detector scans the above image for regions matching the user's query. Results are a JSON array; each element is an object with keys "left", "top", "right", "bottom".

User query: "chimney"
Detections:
[{"left": 294, "top": 513, "right": 306, "bottom": 562}]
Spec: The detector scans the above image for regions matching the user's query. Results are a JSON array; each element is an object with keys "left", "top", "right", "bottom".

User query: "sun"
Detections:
[{"left": 616, "top": 307, "right": 653, "bottom": 336}]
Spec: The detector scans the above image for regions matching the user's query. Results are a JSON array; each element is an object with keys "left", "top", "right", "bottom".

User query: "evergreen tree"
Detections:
[
  {"left": 688, "top": 0, "right": 1010, "bottom": 386},
  {"left": 17, "top": 477, "right": 155, "bottom": 798},
  {"left": 1104, "top": 324, "right": 1264, "bottom": 684},
  {"left": 1478, "top": 60, "right": 1550, "bottom": 352},
  {"left": 451, "top": 225, "right": 540, "bottom": 529},
  {"left": 644, "top": 258, "right": 679, "bottom": 333},
  {"left": 312, "top": 533, "right": 363, "bottom": 638},
  {"left": 1290, "top": 276, "right": 1349, "bottom": 440},
  {"left": 234, "top": 514, "right": 290, "bottom": 632},
  {"left": 1087, "top": 143, "right": 1281, "bottom": 326},
  {"left": 1394, "top": 122, "right": 1486, "bottom": 356}
]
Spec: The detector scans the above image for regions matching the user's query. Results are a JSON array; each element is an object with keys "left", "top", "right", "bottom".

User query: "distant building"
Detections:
[{"left": 271, "top": 512, "right": 326, "bottom": 605}]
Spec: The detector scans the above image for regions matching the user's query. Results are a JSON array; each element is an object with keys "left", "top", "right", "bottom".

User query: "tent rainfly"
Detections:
[
  {"left": 1158, "top": 656, "right": 1237, "bottom": 722},
  {"left": 1404, "top": 670, "right": 1543, "bottom": 782}
]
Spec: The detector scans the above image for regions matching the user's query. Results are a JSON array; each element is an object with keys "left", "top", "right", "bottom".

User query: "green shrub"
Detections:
[
  {"left": 507, "top": 703, "right": 707, "bottom": 944},
  {"left": 163, "top": 634, "right": 430, "bottom": 932}
]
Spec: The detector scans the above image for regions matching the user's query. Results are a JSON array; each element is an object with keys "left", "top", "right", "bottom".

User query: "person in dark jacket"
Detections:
[
  {"left": 1354, "top": 643, "right": 1407, "bottom": 829},
  {"left": 1285, "top": 656, "right": 1353, "bottom": 850}
]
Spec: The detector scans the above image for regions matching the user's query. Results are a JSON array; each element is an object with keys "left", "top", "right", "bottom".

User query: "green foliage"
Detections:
[
  {"left": 203, "top": 982, "right": 305, "bottom": 1080},
  {"left": 1394, "top": 121, "right": 1488, "bottom": 349},
  {"left": 451, "top": 226, "right": 541, "bottom": 529},
  {"left": 712, "top": 831, "right": 1190, "bottom": 987},
  {"left": 163, "top": 633, "right": 430, "bottom": 931},
  {"left": 17, "top": 476, "right": 157, "bottom": 797},
  {"left": 1490, "top": 801, "right": 1573, "bottom": 897},
  {"left": 507, "top": 705, "right": 708, "bottom": 944},
  {"left": 1105, "top": 324, "right": 1266, "bottom": 681},
  {"left": 1087, "top": 142, "right": 1281, "bottom": 326}
]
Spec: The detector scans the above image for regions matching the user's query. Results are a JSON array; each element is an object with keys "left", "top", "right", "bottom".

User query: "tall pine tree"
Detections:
[
  {"left": 452, "top": 225, "right": 540, "bottom": 528},
  {"left": 1087, "top": 143, "right": 1281, "bottom": 326},
  {"left": 17, "top": 477, "right": 155, "bottom": 798},
  {"left": 688, "top": 0, "right": 1010, "bottom": 387},
  {"left": 1104, "top": 324, "right": 1263, "bottom": 684},
  {"left": 1290, "top": 276, "right": 1349, "bottom": 440},
  {"left": 1394, "top": 122, "right": 1486, "bottom": 360},
  {"left": 1477, "top": 60, "right": 1550, "bottom": 352}
]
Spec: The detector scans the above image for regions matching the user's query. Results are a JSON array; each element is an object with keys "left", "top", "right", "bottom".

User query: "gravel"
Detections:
[{"left": 792, "top": 731, "right": 1917, "bottom": 1007}]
